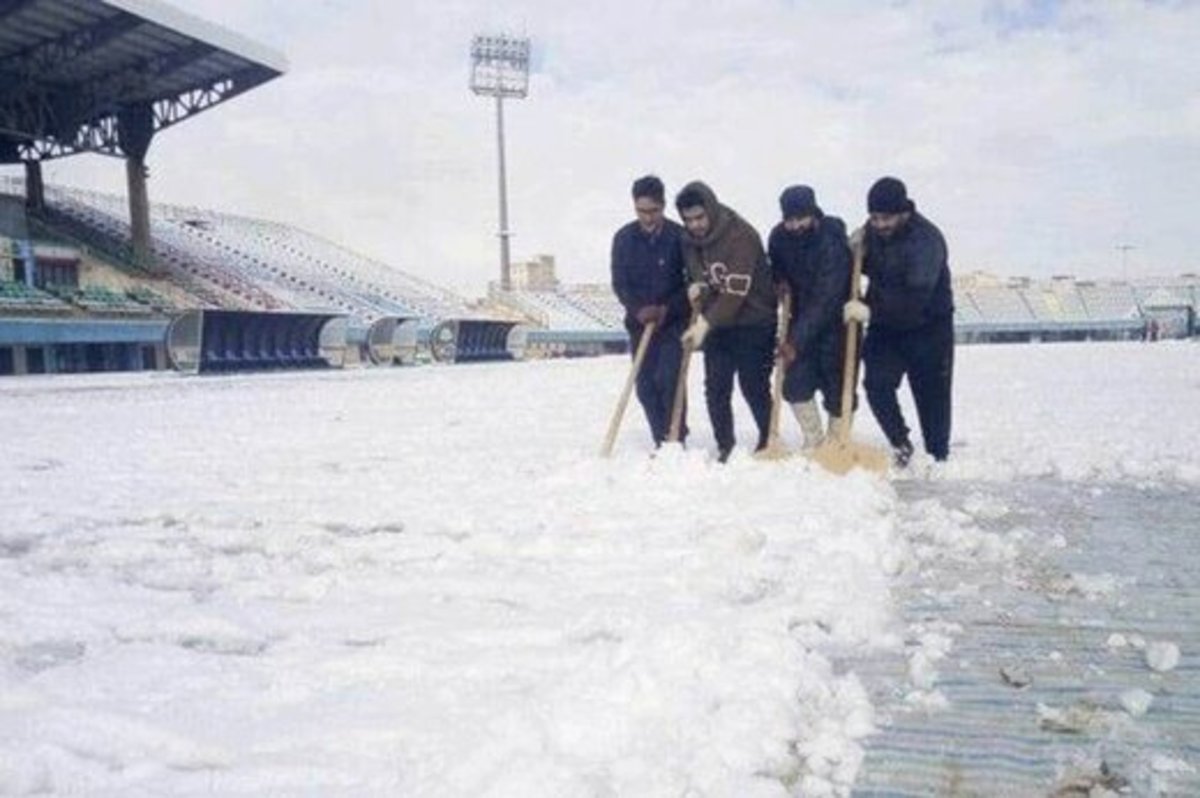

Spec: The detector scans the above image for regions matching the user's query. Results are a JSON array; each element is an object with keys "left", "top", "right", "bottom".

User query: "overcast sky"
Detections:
[{"left": 25, "top": 0, "right": 1200, "bottom": 296}]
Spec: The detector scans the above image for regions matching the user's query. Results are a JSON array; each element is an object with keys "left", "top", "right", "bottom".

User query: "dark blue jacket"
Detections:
[
  {"left": 862, "top": 210, "right": 954, "bottom": 332},
  {"left": 611, "top": 218, "right": 688, "bottom": 332},
  {"left": 768, "top": 213, "right": 851, "bottom": 354}
]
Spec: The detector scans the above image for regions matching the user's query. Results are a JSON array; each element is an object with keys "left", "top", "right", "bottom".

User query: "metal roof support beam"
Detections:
[
  {"left": 82, "top": 40, "right": 213, "bottom": 107},
  {"left": 0, "top": 0, "right": 37, "bottom": 23},
  {"left": 0, "top": 0, "right": 285, "bottom": 162},
  {"left": 151, "top": 66, "right": 270, "bottom": 132},
  {"left": 0, "top": 12, "right": 144, "bottom": 82},
  {"left": 11, "top": 112, "right": 122, "bottom": 160},
  {"left": 1, "top": 70, "right": 274, "bottom": 162}
]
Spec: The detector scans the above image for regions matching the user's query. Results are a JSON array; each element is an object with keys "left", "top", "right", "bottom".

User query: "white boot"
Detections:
[{"left": 791, "top": 401, "right": 824, "bottom": 449}]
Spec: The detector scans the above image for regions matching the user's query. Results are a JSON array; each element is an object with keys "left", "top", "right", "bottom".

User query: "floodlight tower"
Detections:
[
  {"left": 470, "top": 33, "right": 531, "bottom": 293},
  {"left": 1116, "top": 243, "right": 1135, "bottom": 281}
]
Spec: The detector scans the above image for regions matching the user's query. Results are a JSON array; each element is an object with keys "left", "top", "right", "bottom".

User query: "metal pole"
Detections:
[
  {"left": 495, "top": 94, "right": 512, "bottom": 292},
  {"left": 1116, "top": 243, "right": 1134, "bottom": 282}
]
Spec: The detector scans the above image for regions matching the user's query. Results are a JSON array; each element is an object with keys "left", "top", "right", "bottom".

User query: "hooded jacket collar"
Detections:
[{"left": 678, "top": 180, "right": 732, "bottom": 248}]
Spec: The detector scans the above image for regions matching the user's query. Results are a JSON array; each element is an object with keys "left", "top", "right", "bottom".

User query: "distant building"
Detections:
[{"left": 511, "top": 254, "right": 559, "bottom": 291}]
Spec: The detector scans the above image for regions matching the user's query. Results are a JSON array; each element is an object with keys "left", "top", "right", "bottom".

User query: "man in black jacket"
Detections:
[
  {"left": 768, "top": 185, "right": 852, "bottom": 449},
  {"left": 611, "top": 175, "right": 689, "bottom": 446},
  {"left": 844, "top": 177, "right": 954, "bottom": 465}
]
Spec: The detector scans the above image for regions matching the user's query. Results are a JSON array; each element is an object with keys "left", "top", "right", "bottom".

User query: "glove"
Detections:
[
  {"left": 687, "top": 282, "right": 707, "bottom": 304},
  {"left": 843, "top": 299, "right": 870, "bottom": 325},
  {"left": 680, "top": 315, "right": 711, "bottom": 349},
  {"left": 635, "top": 304, "right": 666, "bottom": 325}
]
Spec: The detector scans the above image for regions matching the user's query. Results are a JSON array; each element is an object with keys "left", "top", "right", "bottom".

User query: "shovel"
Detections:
[
  {"left": 600, "top": 321, "right": 656, "bottom": 458},
  {"left": 808, "top": 245, "right": 890, "bottom": 475},
  {"left": 665, "top": 301, "right": 700, "bottom": 444},
  {"left": 754, "top": 294, "right": 793, "bottom": 461}
]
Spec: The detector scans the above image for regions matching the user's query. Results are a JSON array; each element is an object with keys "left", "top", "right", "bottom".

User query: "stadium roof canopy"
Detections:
[{"left": 0, "top": 0, "right": 287, "bottom": 163}]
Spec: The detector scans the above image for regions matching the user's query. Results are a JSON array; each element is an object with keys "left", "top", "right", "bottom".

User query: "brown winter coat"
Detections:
[{"left": 677, "top": 181, "right": 777, "bottom": 329}]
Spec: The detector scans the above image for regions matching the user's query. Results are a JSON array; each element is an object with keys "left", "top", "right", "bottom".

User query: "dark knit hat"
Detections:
[
  {"left": 779, "top": 185, "right": 819, "bottom": 219},
  {"left": 867, "top": 177, "right": 914, "bottom": 214}
]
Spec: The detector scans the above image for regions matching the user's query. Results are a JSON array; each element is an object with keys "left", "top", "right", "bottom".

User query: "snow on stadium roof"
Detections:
[{"left": 0, "top": 0, "right": 288, "bottom": 162}]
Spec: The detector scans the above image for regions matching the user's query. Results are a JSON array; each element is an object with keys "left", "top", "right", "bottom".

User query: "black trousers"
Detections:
[
  {"left": 629, "top": 324, "right": 686, "bottom": 445},
  {"left": 782, "top": 328, "right": 849, "bottom": 417},
  {"left": 702, "top": 324, "right": 774, "bottom": 453},
  {"left": 862, "top": 316, "right": 954, "bottom": 460}
]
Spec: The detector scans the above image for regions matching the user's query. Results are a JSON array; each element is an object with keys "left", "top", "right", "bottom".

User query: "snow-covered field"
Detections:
[{"left": 0, "top": 340, "right": 1196, "bottom": 796}]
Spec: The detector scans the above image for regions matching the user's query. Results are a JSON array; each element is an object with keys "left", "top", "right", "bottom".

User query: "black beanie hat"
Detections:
[
  {"left": 867, "top": 177, "right": 914, "bottom": 214},
  {"left": 779, "top": 185, "right": 819, "bottom": 219}
]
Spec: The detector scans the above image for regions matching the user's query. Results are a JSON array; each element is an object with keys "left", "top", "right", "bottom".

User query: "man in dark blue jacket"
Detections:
[
  {"left": 768, "top": 185, "right": 852, "bottom": 450},
  {"left": 611, "top": 175, "right": 689, "bottom": 446},
  {"left": 844, "top": 177, "right": 954, "bottom": 466}
]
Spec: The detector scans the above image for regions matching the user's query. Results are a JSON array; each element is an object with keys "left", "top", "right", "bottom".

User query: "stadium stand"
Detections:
[
  {"left": 56, "top": 284, "right": 154, "bottom": 315},
  {"left": 1134, "top": 278, "right": 1197, "bottom": 311},
  {"left": 968, "top": 283, "right": 1036, "bottom": 323},
  {"left": 1133, "top": 278, "right": 1198, "bottom": 340},
  {"left": 1077, "top": 281, "right": 1142, "bottom": 320},
  {"left": 1020, "top": 284, "right": 1090, "bottom": 323},
  {"left": 494, "top": 288, "right": 612, "bottom": 331},
  {"left": 3, "top": 174, "right": 528, "bottom": 372},
  {"left": 0, "top": 280, "right": 72, "bottom": 313},
  {"left": 950, "top": 292, "right": 986, "bottom": 325},
  {"left": 560, "top": 285, "right": 625, "bottom": 329},
  {"left": 29, "top": 180, "right": 480, "bottom": 325}
]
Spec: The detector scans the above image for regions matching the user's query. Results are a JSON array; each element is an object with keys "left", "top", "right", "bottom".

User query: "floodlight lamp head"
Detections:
[{"left": 469, "top": 34, "right": 531, "bottom": 99}]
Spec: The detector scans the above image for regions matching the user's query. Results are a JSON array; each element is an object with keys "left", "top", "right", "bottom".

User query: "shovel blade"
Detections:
[{"left": 808, "top": 439, "right": 890, "bottom": 475}]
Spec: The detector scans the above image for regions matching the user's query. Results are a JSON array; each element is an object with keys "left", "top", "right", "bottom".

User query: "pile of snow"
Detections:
[{"left": 0, "top": 340, "right": 1196, "bottom": 795}]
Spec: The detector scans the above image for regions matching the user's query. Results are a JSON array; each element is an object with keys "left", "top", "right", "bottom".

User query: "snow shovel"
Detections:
[
  {"left": 665, "top": 301, "right": 700, "bottom": 444},
  {"left": 808, "top": 247, "right": 890, "bottom": 475},
  {"left": 754, "top": 294, "right": 793, "bottom": 461},
  {"left": 600, "top": 321, "right": 656, "bottom": 458}
]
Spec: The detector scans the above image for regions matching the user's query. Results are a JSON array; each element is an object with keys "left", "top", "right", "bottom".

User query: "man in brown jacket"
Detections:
[{"left": 675, "top": 181, "right": 778, "bottom": 462}]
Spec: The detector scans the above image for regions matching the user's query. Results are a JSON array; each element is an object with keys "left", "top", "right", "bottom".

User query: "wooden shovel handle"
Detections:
[
  {"left": 834, "top": 244, "right": 866, "bottom": 444},
  {"left": 600, "top": 321, "right": 657, "bottom": 457},
  {"left": 767, "top": 293, "right": 792, "bottom": 444},
  {"left": 666, "top": 303, "right": 700, "bottom": 443}
]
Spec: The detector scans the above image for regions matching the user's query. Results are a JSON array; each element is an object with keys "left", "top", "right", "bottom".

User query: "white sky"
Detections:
[{"left": 17, "top": 0, "right": 1200, "bottom": 296}]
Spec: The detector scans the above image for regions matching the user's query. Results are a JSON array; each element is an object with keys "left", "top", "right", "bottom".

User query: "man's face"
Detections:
[
  {"left": 783, "top": 215, "right": 817, "bottom": 235},
  {"left": 634, "top": 197, "right": 665, "bottom": 233},
  {"left": 869, "top": 211, "right": 909, "bottom": 240},
  {"left": 680, "top": 205, "right": 710, "bottom": 239}
]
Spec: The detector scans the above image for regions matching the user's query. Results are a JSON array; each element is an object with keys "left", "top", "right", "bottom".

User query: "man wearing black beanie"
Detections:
[
  {"left": 767, "top": 185, "right": 853, "bottom": 450},
  {"left": 843, "top": 176, "right": 954, "bottom": 466}
]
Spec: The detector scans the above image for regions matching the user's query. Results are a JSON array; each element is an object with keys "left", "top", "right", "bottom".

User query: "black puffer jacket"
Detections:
[
  {"left": 862, "top": 210, "right": 954, "bottom": 331},
  {"left": 768, "top": 213, "right": 851, "bottom": 354},
  {"left": 677, "top": 181, "right": 776, "bottom": 329}
]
